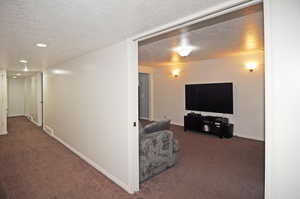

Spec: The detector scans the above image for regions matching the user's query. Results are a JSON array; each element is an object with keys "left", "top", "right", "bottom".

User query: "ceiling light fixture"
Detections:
[
  {"left": 12, "top": 76, "right": 17, "bottom": 79},
  {"left": 16, "top": 73, "right": 21, "bottom": 76},
  {"left": 52, "top": 69, "right": 70, "bottom": 75},
  {"left": 20, "top": 59, "right": 28, "bottom": 63},
  {"left": 173, "top": 46, "right": 194, "bottom": 57},
  {"left": 36, "top": 43, "right": 47, "bottom": 48}
]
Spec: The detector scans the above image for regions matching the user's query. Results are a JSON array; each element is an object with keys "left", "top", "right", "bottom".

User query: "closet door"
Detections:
[{"left": 0, "top": 70, "right": 7, "bottom": 135}]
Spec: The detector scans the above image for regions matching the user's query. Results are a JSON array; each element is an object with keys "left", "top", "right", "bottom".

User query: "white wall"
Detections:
[
  {"left": 141, "top": 51, "right": 264, "bottom": 141},
  {"left": 7, "top": 78, "right": 25, "bottom": 117},
  {"left": 264, "top": 0, "right": 300, "bottom": 198},
  {"left": 44, "top": 40, "right": 138, "bottom": 193}
]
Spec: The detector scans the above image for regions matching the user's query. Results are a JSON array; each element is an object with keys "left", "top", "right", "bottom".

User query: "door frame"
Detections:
[
  {"left": 0, "top": 70, "right": 7, "bottom": 135},
  {"left": 36, "top": 72, "right": 43, "bottom": 127},
  {"left": 127, "top": 0, "right": 266, "bottom": 194},
  {"left": 40, "top": 72, "right": 44, "bottom": 128}
]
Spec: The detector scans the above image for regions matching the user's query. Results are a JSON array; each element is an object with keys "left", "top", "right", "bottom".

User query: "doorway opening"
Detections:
[
  {"left": 135, "top": 2, "right": 265, "bottom": 198},
  {"left": 7, "top": 71, "right": 44, "bottom": 128}
]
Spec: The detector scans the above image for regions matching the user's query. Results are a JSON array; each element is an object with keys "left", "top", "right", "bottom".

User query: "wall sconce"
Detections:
[
  {"left": 245, "top": 61, "right": 258, "bottom": 72},
  {"left": 171, "top": 69, "right": 180, "bottom": 78}
]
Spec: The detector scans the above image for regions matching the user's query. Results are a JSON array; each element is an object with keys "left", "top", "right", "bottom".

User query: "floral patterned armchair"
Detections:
[{"left": 139, "top": 120, "right": 180, "bottom": 182}]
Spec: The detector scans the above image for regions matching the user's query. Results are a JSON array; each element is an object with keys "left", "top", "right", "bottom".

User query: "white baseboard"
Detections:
[
  {"left": 31, "top": 119, "right": 41, "bottom": 127},
  {"left": 171, "top": 121, "right": 183, "bottom": 126},
  {"left": 0, "top": 131, "right": 8, "bottom": 136},
  {"left": 43, "top": 126, "right": 132, "bottom": 194},
  {"left": 152, "top": 117, "right": 183, "bottom": 127},
  {"left": 27, "top": 115, "right": 42, "bottom": 127},
  {"left": 43, "top": 125, "right": 54, "bottom": 136},
  {"left": 235, "top": 133, "right": 264, "bottom": 142}
]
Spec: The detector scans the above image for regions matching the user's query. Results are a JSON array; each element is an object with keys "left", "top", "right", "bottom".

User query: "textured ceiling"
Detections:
[
  {"left": 139, "top": 5, "right": 264, "bottom": 67},
  {"left": 0, "top": 0, "right": 227, "bottom": 71}
]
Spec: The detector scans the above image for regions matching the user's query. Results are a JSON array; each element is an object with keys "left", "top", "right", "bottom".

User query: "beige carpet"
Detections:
[{"left": 0, "top": 117, "right": 264, "bottom": 199}]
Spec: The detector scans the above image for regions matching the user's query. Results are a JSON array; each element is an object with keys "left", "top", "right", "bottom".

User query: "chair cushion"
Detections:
[{"left": 143, "top": 120, "right": 171, "bottom": 134}]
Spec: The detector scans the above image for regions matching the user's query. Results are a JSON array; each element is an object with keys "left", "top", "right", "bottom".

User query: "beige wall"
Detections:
[
  {"left": 44, "top": 41, "right": 135, "bottom": 192},
  {"left": 7, "top": 78, "right": 25, "bottom": 117},
  {"left": 141, "top": 51, "right": 264, "bottom": 141}
]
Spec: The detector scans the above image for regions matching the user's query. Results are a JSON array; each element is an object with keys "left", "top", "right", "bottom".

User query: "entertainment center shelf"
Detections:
[{"left": 184, "top": 113, "right": 234, "bottom": 138}]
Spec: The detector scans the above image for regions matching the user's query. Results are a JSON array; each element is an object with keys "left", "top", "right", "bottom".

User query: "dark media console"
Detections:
[{"left": 184, "top": 113, "right": 234, "bottom": 138}]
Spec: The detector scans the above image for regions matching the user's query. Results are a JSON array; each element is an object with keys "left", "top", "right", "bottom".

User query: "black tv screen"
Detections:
[{"left": 185, "top": 83, "right": 233, "bottom": 114}]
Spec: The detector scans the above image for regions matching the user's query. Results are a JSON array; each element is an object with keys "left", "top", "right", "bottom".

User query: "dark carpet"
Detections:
[
  {"left": 0, "top": 117, "right": 264, "bottom": 199},
  {"left": 0, "top": 182, "right": 7, "bottom": 199}
]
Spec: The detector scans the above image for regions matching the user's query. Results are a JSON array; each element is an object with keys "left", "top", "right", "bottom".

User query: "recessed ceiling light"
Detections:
[
  {"left": 36, "top": 43, "right": 47, "bottom": 48},
  {"left": 52, "top": 69, "right": 71, "bottom": 75},
  {"left": 24, "top": 65, "right": 29, "bottom": 72},
  {"left": 20, "top": 59, "right": 28, "bottom": 63}
]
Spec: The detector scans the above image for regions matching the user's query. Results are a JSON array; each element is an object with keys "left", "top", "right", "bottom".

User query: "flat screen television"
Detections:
[{"left": 185, "top": 83, "right": 233, "bottom": 114}]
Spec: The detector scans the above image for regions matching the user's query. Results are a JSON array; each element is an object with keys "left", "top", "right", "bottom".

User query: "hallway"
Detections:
[{"left": 0, "top": 117, "right": 133, "bottom": 199}]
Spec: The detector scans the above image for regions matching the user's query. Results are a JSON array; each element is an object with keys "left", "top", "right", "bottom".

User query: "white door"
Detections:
[
  {"left": 0, "top": 70, "right": 7, "bottom": 135},
  {"left": 36, "top": 72, "right": 43, "bottom": 126}
]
